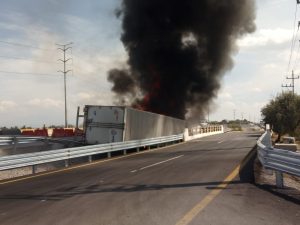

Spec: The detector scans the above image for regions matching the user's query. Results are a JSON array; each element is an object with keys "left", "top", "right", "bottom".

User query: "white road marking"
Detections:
[
  {"left": 131, "top": 155, "right": 184, "bottom": 173},
  {"left": 218, "top": 141, "right": 224, "bottom": 144}
]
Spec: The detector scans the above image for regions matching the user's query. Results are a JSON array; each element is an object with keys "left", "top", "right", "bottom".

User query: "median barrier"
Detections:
[
  {"left": 64, "top": 129, "right": 75, "bottom": 137},
  {"left": 52, "top": 128, "right": 65, "bottom": 138},
  {"left": 21, "top": 130, "right": 35, "bottom": 136},
  {"left": 34, "top": 129, "right": 48, "bottom": 137}
]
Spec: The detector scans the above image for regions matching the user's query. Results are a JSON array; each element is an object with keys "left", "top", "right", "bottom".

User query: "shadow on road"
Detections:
[
  {"left": 256, "top": 184, "right": 300, "bottom": 205},
  {"left": 175, "top": 146, "right": 255, "bottom": 155},
  {"left": 0, "top": 180, "right": 246, "bottom": 201}
]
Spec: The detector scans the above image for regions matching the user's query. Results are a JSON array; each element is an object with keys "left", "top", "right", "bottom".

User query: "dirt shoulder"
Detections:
[{"left": 254, "top": 158, "right": 300, "bottom": 202}]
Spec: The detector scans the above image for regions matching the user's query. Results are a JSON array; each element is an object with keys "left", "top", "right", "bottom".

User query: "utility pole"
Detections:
[
  {"left": 57, "top": 42, "right": 73, "bottom": 128},
  {"left": 207, "top": 108, "right": 210, "bottom": 123},
  {"left": 233, "top": 109, "right": 236, "bottom": 121},
  {"left": 282, "top": 70, "right": 299, "bottom": 95}
]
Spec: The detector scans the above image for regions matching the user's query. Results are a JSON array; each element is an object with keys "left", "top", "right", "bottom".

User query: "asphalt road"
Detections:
[{"left": 0, "top": 131, "right": 299, "bottom": 225}]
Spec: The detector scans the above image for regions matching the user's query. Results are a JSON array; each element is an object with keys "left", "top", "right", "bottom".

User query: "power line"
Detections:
[
  {"left": 0, "top": 70, "right": 61, "bottom": 77},
  {"left": 292, "top": 40, "right": 300, "bottom": 71},
  {"left": 0, "top": 40, "right": 55, "bottom": 51},
  {"left": 287, "top": 1, "right": 299, "bottom": 73},
  {"left": 0, "top": 55, "right": 59, "bottom": 64}
]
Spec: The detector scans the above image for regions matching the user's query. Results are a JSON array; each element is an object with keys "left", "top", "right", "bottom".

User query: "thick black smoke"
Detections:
[{"left": 108, "top": 0, "right": 256, "bottom": 119}]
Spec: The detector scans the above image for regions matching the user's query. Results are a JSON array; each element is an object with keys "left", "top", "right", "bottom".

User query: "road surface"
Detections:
[{"left": 0, "top": 131, "right": 299, "bottom": 225}]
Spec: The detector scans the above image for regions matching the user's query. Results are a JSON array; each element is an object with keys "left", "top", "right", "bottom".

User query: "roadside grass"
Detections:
[{"left": 227, "top": 123, "right": 242, "bottom": 131}]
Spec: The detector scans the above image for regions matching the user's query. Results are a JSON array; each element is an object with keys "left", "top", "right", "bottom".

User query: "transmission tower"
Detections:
[
  {"left": 282, "top": 70, "right": 299, "bottom": 95},
  {"left": 57, "top": 42, "right": 73, "bottom": 128}
]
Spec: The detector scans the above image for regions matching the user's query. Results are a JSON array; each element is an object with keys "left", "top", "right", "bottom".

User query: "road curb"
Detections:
[{"left": 239, "top": 145, "right": 257, "bottom": 183}]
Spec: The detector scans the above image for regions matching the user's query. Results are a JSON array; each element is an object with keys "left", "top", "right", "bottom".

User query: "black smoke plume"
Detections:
[{"left": 108, "top": 0, "right": 256, "bottom": 119}]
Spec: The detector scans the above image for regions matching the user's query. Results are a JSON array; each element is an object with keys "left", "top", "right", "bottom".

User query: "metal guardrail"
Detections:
[
  {"left": 0, "top": 136, "right": 83, "bottom": 149},
  {"left": 257, "top": 131, "right": 300, "bottom": 187},
  {"left": 0, "top": 134, "right": 183, "bottom": 172},
  {"left": 0, "top": 136, "right": 47, "bottom": 146}
]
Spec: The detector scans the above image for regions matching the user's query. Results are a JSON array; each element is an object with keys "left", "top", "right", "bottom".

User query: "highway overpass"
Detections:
[{"left": 0, "top": 131, "right": 299, "bottom": 225}]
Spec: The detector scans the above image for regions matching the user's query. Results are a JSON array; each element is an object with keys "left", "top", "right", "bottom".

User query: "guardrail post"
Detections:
[
  {"left": 88, "top": 155, "right": 92, "bottom": 163},
  {"left": 65, "top": 159, "right": 69, "bottom": 167},
  {"left": 265, "top": 130, "right": 272, "bottom": 147},
  {"left": 44, "top": 137, "right": 49, "bottom": 147},
  {"left": 13, "top": 137, "right": 18, "bottom": 153},
  {"left": 107, "top": 152, "right": 111, "bottom": 158},
  {"left": 32, "top": 165, "right": 37, "bottom": 174},
  {"left": 123, "top": 149, "right": 127, "bottom": 155},
  {"left": 275, "top": 171, "right": 284, "bottom": 188},
  {"left": 136, "top": 147, "right": 140, "bottom": 152}
]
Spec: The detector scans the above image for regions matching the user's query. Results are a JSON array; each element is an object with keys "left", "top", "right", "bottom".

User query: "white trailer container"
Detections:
[{"left": 83, "top": 105, "right": 185, "bottom": 145}]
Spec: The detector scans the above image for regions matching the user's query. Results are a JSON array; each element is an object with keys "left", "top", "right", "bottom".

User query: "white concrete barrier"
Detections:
[{"left": 184, "top": 125, "right": 224, "bottom": 141}]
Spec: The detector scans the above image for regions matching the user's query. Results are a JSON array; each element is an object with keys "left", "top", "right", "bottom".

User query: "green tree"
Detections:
[{"left": 261, "top": 92, "right": 300, "bottom": 142}]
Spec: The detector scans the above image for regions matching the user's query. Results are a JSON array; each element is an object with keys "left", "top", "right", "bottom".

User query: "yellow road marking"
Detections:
[
  {"left": 0, "top": 141, "right": 186, "bottom": 185},
  {"left": 175, "top": 165, "right": 241, "bottom": 225}
]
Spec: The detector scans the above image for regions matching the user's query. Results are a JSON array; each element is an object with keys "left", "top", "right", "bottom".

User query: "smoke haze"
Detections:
[{"left": 108, "top": 0, "right": 256, "bottom": 119}]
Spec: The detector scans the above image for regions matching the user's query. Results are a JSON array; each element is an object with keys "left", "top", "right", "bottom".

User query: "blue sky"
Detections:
[{"left": 0, "top": 0, "right": 298, "bottom": 127}]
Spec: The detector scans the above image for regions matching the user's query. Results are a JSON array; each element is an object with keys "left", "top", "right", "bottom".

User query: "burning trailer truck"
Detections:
[{"left": 83, "top": 105, "right": 186, "bottom": 145}]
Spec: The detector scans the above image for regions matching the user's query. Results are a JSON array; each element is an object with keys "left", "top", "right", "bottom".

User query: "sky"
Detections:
[{"left": 0, "top": 0, "right": 298, "bottom": 127}]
